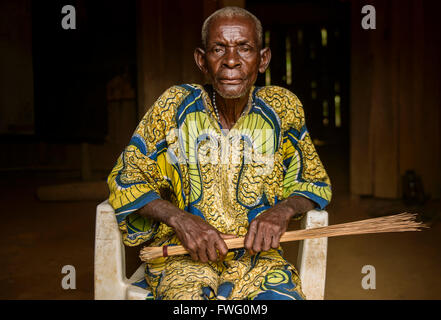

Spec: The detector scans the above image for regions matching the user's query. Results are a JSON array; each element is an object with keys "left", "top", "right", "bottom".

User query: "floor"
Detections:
[{"left": 1, "top": 145, "right": 440, "bottom": 300}]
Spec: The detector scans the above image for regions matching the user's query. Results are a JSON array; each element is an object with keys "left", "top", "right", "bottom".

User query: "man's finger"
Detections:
[
  {"left": 215, "top": 238, "right": 229, "bottom": 260},
  {"left": 207, "top": 242, "right": 219, "bottom": 262},
  {"left": 245, "top": 221, "right": 257, "bottom": 250},
  {"left": 220, "top": 233, "right": 237, "bottom": 239},
  {"left": 189, "top": 251, "right": 199, "bottom": 261},
  {"left": 198, "top": 245, "right": 209, "bottom": 263},
  {"left": 185, "top": 241, "right": 199, "bottom": 261},
  {"left": 252, "top": 224, "right": 264, "bottom": 253},
  {"left": 271, "top": 234, "right": 280, "bottom": 249},
  {"left": 219, "top": 233, "right": 235, "bottom": 259},
  {"left": 262, "top": 232, "right": 271, "bottom": 251}
]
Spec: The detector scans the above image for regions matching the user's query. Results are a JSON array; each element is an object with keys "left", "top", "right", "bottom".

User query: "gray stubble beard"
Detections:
[{"left": 213, "top": 84, "right": 249, "bottom": 100}]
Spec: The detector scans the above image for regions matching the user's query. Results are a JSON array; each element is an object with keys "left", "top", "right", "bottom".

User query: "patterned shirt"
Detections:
[{"left": 107, "top": 84, "right": 332, "bottom": 247}]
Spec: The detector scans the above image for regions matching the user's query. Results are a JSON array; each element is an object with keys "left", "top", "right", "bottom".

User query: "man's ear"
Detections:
[
  {"left": 258, "top": 47, "right": 271, "bottom": 73},
  {"left": 194, "top": 48, "right": 208, "bottom": 74}
]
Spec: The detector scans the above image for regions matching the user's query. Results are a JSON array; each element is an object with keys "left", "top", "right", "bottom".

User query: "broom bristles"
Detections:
[{"left": 139, "top": 212, "right": 428, "bottom": 261}]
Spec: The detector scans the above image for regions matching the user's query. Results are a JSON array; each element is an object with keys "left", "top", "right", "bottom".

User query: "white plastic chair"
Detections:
[{"left": 94, "top": 200, "right": 328, "bottom": 300}]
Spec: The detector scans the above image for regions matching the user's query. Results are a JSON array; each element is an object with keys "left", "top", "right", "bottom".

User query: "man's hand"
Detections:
[
  {"left": 139, "top": 199, "right": 236, "bottom": 263},
  {"left": 244, "top": 196, "right": 315, "bottom": 254},
  {"left": 169, "top": 212, "right": 236, "bottom": 263},
  {"left": 244, "top": 205, "right": 292, "bottom": 254}
]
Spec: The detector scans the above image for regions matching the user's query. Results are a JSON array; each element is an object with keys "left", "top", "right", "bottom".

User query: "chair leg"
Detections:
[{"left": 297, "top": 210, "right": 328, "bottom": 300}]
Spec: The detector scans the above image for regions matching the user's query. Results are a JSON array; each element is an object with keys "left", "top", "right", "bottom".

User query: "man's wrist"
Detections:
[
  {"left": 166, "top": 208, "right": 185, "bottom": 229},
  {"left": 138, "top": 199, "right": 184, "bottom": 229},
  {"left": 279, "top": 195, "right": 315, "bottom": 219},
  {"left": 277, "top": 199, "right": 297, "bottom": 220}
]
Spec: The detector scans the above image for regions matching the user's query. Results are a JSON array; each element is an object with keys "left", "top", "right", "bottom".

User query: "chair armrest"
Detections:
[
  {"left": 94, "top": 200, "right": 128, "bottom": 299},
  {"left": 296, "top": 210, "right": 329, "bottom": 300}
]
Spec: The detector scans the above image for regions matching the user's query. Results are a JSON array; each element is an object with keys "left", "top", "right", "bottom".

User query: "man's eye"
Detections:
[{"left": 213, "top": 47, "right": 224, "bottom": 54}]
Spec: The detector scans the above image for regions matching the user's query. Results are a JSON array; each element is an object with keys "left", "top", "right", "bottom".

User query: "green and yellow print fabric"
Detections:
[
  {"left": 147, "top": 248, "right": 305, "bottom": 300},
  {"left": 107, "top": 84, "right": 331, "bottom": 299}
]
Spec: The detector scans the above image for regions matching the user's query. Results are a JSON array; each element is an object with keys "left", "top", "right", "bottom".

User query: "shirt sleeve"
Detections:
[
  {"left": 107, "top": 87, "right": 179, "bottom": 246},
  {"left": 281, "top": 98, "right": 332, "bottom": 210}
]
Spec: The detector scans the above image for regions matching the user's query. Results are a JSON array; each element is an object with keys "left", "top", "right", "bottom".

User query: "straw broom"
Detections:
[{"left": 139, "top": 213, "right": 428, "bottom": 261}]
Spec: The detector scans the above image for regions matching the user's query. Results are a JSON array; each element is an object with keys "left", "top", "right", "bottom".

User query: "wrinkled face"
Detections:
[{"left": 195, "top": 16, "right": 270, "bottom": 99}]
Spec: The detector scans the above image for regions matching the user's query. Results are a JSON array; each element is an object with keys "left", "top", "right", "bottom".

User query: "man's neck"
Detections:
[{"left": 215, "top": 90, "right": 250, "bottom": 130}]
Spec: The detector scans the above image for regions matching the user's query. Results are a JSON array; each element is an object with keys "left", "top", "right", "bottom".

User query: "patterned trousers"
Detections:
[{"left": 144, "top": 248, "right": 306, "bottom": 300}]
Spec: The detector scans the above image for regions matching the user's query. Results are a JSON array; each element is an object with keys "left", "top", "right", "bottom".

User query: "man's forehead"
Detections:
[{"left": 207, "top": 16, "right": 258, "bottom": 43}]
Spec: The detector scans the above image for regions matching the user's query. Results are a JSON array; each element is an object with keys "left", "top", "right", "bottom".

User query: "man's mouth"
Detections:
[{"left": 218, "top": 78, "right": 243, "bottom": 85}]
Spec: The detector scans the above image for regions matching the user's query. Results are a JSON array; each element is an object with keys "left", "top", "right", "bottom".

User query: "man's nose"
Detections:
[{"left": 223, "top": 47, "right": 241, "bottom": 69}]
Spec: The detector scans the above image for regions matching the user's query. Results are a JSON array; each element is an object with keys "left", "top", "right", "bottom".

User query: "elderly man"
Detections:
[{"left": 107, "top": 7, "right": 331, "bottom": 300}]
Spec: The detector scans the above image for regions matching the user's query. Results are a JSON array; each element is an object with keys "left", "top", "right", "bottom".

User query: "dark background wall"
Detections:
[
  {"left": 1, "top": 0, "right": 139, "bottom": 179},
  {"left": 350, "top": 0, "right": 441, "bottom": 199},
  {"left": 1, "top": 0, "right": 439, "bottom": 200}
]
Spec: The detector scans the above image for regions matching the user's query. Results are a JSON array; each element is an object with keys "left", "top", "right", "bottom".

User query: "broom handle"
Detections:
[
  {"left": 140, "top": 227, "right": 348, "bottom": 260},
  {"left": 140, "top": 214, "right": 423, "bottom": 260}
]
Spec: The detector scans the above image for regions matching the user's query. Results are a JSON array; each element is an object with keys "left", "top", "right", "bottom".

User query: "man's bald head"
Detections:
[{"left": 201, "top": 7, "right": 263, "bottom": 49}]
